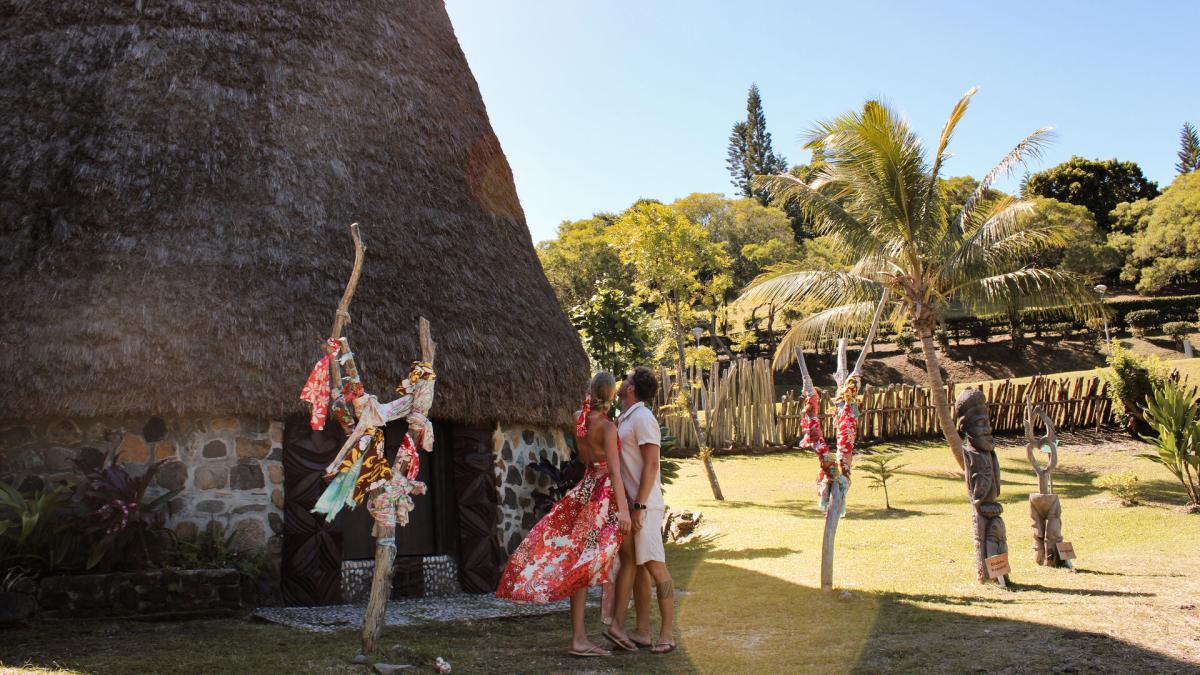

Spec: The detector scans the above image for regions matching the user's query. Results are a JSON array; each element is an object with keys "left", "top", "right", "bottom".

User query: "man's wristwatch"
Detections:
[{"left": 632, "top": 502, "right": 647, "bottom": 511}]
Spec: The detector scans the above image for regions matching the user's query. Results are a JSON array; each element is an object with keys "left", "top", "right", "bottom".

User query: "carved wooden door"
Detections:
[
  {"left": 453, "top": 425, "right": 504, "bottom": 592},
  {"left": 280, "top": 415, "right": 345, "bottom": 606}
]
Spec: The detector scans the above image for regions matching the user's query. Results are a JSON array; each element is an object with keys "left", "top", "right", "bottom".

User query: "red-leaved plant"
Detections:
[{"left": 73, "top": 451, "right": 178, "bottom": 571}]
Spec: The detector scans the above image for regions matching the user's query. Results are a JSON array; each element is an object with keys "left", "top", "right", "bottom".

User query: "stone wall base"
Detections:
[
  {"left": 340, "top": 555, "right": 461, "bottom": 603},
  {"left": 38, "top": 569, "right": 253, "bottom": 617}
]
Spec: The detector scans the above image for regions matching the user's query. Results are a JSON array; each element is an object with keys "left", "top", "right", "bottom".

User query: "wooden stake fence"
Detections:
[
  {"left": 779, "top": 374, "right": 1113, "bottom": 446},
  {"left": 662, "top": 365, "right": 1114, "bottom": 451}
]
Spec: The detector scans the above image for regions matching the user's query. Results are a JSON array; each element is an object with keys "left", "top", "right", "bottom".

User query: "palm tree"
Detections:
[{"left": 739, "top": 89, "right": 1101, "bottom": 469}]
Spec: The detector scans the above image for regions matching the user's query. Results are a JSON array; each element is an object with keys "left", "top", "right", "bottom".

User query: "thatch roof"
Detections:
[{"left": 0, "top": 1, "right": 588, "bottom": 427}]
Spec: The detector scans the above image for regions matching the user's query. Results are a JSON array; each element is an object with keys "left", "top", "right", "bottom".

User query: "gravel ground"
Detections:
[{"left": 253, "top": 592, "right": 593, "bottom": 632}]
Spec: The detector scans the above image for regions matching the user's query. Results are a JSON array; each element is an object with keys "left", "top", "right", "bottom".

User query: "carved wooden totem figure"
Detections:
[
  {"left": 1025, "top": 404, "right": 1070, "bottom": 568},
  {"left": 956, "top": 387, "right": 1009, "bottom": 584}
]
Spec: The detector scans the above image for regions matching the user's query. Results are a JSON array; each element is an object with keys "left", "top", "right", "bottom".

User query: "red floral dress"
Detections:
[{"left": 496, "top": 400, "right": 624, "bottom": 604}]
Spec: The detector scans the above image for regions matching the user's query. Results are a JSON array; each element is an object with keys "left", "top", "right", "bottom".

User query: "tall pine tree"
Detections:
[
  {"left": 1177, "top": 122, "right": 1200, "bottom": 175},
  {"left": 727, "top": 84, "right": 787, "bottom": 205}
]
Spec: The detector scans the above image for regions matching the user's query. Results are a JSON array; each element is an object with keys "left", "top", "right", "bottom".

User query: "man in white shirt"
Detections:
[{"left": 604, "top": 366, "right": 677, "bottom": 654}]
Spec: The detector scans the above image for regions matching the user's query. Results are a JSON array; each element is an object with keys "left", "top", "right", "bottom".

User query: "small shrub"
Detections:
[
  {"left": 934, "top": 328, "right": 950, "bottom": 351},
  {"left": 858, "top": 452, "right": 907, "bottom": 510},
  {"left": 1102, "top": 341, "right": 1169, "bottom": 435},
  {"left": 969, "top": 321, "right": 990, "bottom": 344},
  {"left": 1125, "top": 309, "right": 1161, "bottom": 337},
  {"left": 1096, "top": 472, "right": 1141, "bottom": 506},
  {"left": 1162, "top": 321, "right": 1194, "bottom": 347},
  {"left": 1138, "top": 378, "right": 1200, "bottom": 506},
  {"left": 896, "top": 330, "right": 917, "bottom": 354}
]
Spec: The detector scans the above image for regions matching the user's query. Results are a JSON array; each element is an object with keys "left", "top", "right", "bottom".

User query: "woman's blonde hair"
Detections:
[{"left": 589, "top": 371, "right": 617, "bottom": 405}]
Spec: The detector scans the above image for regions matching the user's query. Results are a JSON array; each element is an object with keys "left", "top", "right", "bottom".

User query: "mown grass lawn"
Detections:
[{"left": 2, "top": 436, "right": 1197, "bottom": 674}]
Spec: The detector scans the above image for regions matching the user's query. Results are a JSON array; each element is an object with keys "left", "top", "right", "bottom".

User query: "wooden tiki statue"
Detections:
[
  {"left": 1025, "top": 404, "right": 1069, "bottom": 568},
  {"left": 956, "top": 387, "right": 1008, "bottom": 584}
]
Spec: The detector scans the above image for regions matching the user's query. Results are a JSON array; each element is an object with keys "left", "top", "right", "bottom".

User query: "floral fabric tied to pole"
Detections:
[{"left": 300, "top": 338, "right": 342, "bottom": 430}]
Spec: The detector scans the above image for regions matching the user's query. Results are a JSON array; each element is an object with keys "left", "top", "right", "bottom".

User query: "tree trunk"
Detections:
[
  {"left": 672, "top": 304, "right": 723, "bottom": 500},
  {"left": 820, "top": 484, "right": 843, "bottom": 591},
  {"left": 917, "top": 326, "right": 966, "bottom": 471},
  {"left": 709, "top": 312, "right": 735, "bottom": 359}
]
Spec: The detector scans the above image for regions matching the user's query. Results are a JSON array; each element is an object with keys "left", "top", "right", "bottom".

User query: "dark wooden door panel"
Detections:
[
  {"left": 453, "top": 425, "right": 504, "bottom": 593},
  {"left": 281, "top": 415, "right": 345, "bottom": 606}
]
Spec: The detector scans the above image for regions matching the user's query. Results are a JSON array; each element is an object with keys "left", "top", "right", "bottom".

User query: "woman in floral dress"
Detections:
[{"left": 496, "top": 372, "right": 632, "bottom": 657}]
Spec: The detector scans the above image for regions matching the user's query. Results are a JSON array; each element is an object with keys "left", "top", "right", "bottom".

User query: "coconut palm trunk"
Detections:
[
  {"left": 917, "top": 326, "right": 966, "bottom": 470},
  {"left": 672, "top": 302, "right": 724, "bottom": 500}
]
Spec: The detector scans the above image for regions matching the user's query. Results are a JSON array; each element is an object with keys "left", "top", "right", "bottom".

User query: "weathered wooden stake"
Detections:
[{"left": 359, "top": 318, "right": 437, "bottom": 657}]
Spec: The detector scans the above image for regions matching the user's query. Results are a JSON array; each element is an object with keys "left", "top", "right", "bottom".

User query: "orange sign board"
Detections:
[
  {"left": 985, "top": 553, "right": 1011, "bottom": 579},
  {"left": 1056, "top": 542, "right": 1076, "bottom": 561}
]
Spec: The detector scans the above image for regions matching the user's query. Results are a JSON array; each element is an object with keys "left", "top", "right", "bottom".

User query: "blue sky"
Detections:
[{"left": 444, "top": 0, "right": 1200, "bottom": 244}]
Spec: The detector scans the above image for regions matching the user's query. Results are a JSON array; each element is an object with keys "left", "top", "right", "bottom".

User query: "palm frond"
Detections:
[
  {"left": 773, "top": 299, "right": 903, "bottom": 369},
  {"left": 951, "top": 267, "right": 1103, "bottom": 321},
  {"left": 754, "top": 173, "right": 882, "bottom": 255},
  {"left": 737, "top": 267, "right": 881, "bottom": 310},
  {"left": 958, "top": 127, "right": 1055, "bottom": 235},
  {"left": 925, "top": 87, "right": 979, "bottom": 215}
]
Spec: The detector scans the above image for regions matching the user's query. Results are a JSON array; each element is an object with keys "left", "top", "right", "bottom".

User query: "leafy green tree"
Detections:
[
  {"left": 1026, "top": 156, "right": 1160, "bottom": 231},
  {"left": 536, "top": 217, "right": 633, "bottom": 313},
  {"left": 1138, "top": 378, "right": 1200, "bottom": 506},
  {"left": 672, "top": 193, "right": 800, "bottom": 291},
  {"left": 570, "top": 284, "right": 652, "bottom": 377},
  {"left": 609, "top": 203, "right": 731, "bottom": 499},
  {"left": 1116, "top": 171, "right": 1200, "bottom": 292},
  {"left": 741, "top": 89, "right": 1101, "bottom": 469},
  {"left": 941, "top": 176, "right": 1006, "bottom": 224},
  {"left": 1177, "top": 122, "right": 1200, "bottom": 176},
  {"left": 1025, "top": 197, "right": 1122, "bottom": 282},
  {"left": 727, "top": 84, "right": 788, "bottom": 205}
]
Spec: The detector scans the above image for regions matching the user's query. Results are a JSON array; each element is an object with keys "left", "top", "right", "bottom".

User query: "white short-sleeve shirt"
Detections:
[{"left": 617, "top": 401, "right": 664, "bottom": 509}]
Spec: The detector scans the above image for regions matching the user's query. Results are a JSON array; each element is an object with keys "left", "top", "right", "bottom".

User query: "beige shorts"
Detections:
[{"left": 634, "top": 508, "right": 666, "bottom": 565}]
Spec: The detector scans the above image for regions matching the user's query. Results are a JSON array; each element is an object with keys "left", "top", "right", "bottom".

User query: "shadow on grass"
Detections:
[
  {"left": 701, "top": 547, "right": 803, "bottom": 561},
  {"left": 665, "top": 539, "right": 1196, "bottom": 673},
  {"left": 1006, "top": 582, "right": 1155, "bottom": 598},
  {"left": 851, "top": 506, "right": 925, "bottom": 520}
]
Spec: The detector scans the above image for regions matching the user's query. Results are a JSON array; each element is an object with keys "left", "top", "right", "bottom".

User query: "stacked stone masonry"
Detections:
[
  {"left": 38, "top": 569, "right": 253, "bottom": 616},
  {"left": 492, "top": 424, "right": 572, "bottom": 555},
  {"left": 0, "top": 415, "right": 284, "bottom": 558}
]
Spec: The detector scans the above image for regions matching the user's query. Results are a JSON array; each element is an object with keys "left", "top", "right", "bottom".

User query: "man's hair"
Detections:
[{"left": 629, "top": 366, "right": 658, "bottom": 403}]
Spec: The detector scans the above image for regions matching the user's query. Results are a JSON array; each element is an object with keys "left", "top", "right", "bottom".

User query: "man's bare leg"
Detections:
[
  {"left": 605, "top": 536, "right": 638, "bottom": 644},
  {"left": 643, "top": 560, "right": 676, "bottom": 652},
  {"left": 629, "top": 565, "right": 653, "bottom": 645}
]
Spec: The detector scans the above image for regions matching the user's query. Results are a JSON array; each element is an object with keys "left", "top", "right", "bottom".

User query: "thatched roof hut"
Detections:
[{"left": 0, "top": 0, "right": 588, "bottom": 428}]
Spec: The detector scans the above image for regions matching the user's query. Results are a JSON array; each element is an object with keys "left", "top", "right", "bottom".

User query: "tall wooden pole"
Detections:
[{"left": 359, "top": 318, "right": 437, "bottom": 657}]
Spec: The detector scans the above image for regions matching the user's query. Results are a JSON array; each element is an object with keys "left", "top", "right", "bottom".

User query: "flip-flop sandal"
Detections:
[
  {"left": 651, "top": 642, "right": 677, "bottom": 655},
  {"left": 568, "top": 645, "right": 611, "bottom": 658},
  {"left": 602, "top": 631, "right": 638, "bottom": 652},
  {"left": 628, "top": 636, "right": 653, "bottom": 649}
]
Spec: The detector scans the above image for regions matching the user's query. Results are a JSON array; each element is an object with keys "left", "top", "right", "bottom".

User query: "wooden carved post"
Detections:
[
  {"left": 957, "top": 388, "right": 1009, "bottom": 585},
  {"left": 800, "top": 290, "right": 889, "bottom": 592},
  {"left": 360, "top": 318, "right": 437, "bottom": 657},
  {"left": 1025, "top": 404, "right": 1071, "bottom": 569}
]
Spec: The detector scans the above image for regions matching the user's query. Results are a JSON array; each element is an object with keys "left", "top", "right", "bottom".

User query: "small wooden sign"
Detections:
[
  {"left": 985, "top": 553, "right": 1011, "bottom": 579},
  {"left": 1055, "top": 542, "right": 1076, "bottom": 561}
]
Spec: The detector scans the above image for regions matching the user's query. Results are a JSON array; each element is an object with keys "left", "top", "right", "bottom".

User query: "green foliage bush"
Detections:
[
  {"left": 1124, "top": 309, "right": 1161, "bottom": 336},
  {"left": 1162, "top": 321, "right": 1193, "bottom": 344},
  {"left": 934, "top": 328, "right": 951, "bottom": 351},
  {"left": 1138, "top": 379, "right": 1200, "bottom": 506},
  {"left": 1108, "top": 294, "right": 1200, "bottom": 328},
  {"left": 896, "top": 330, "right": 917, "bottom": 354},
  {"left": 1096, "top": 472, "right": 1141, "bottom": 506},
  {"left": 969, "top": 321, "right": 991, "bottom": 344},
  {"left": 1102, "top": 342, "right": 1170, "bottom": 435},
  {"left": 0, "top": 483, "right": 84, "bottom": 576}
]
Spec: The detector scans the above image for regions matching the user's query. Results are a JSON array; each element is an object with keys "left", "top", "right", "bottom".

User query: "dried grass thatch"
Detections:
[{"left": 0, "top": 1, "right": 588, "bottom": 427}]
